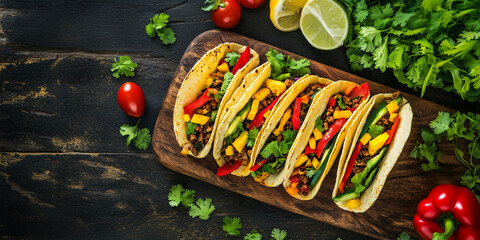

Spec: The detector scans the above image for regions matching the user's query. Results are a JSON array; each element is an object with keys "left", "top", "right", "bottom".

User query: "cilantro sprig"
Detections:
[
  {"left": 244, "top": 230, "right": 262, "bottom": 240},
  {"left": 266, "top": 48, "right": 311, "bottom": 80},
  {"left": 111, "top": 56, "right": 137, "bottom": 79},
  {"left": 222, "top": 217, "right": 242, "bottom": 236},
  {"left": 119, "top": 119, "right": 152, "bottom": 150},
  {"left": 145, "top": 13, "right": 176, "bottom": 45},
  {"left": 270, "top": 228, "right": 287, "bottom": 240},
  {"left": 188, "top": 198, "right": 216, "bottom": 220},
  {"left": 168, "top": 184, "right": 196, "bottom": 208}
]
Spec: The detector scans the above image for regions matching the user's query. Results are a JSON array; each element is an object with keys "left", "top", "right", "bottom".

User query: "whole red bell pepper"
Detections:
[
  {"left": 183, "top": 88, "right": 214, "bottom": 117},
  {"left": 250, "top": 159, "right": 267, "bottom": 171},
  {"left": 315, "top": 118, "right": 347, "bottom": 157},
  {"left": 248, "top": 93, "right": 283, "bottom": 130},
  {"left": 217, "top": 160, "right": 242, "bottom": 176},
  {"left": 338, "top": 141, "right": 363, "bottom": 193},
  {"left": 385, "top": 115, "right": 399, "bottom": 145},
  {"left": 413, "top": 184, "right": 480, "bottom": 240},
  {"left": 232, "top": 46, "right": 250, "bottom": 74},
  {"left": 292, "top": 97, "right": 302, "bottom": 130}
]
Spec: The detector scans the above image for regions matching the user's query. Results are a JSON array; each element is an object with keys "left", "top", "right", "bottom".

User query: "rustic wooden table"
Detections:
[{"left": 1, "top": 1, "right": 477, "bottom": 239}]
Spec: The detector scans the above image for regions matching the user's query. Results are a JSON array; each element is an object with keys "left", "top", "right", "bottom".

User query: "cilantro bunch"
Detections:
[
  {"left": 411, "top": 111, "right": 480, "bottom": 200},
  {"left": 145, "top": 13, "right": 176, "bottom": 45},
  {"left": 341, "top": 0, "right": 480, "bottom": 101},
  {"left": 266, "top": 48, "right": 311, "bottom": 81}
]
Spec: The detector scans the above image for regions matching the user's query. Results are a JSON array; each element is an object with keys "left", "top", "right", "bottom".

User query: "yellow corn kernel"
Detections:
[
  {"left": 389, "top": 113, "right": 398, "bottom": 122},
  {"left": 253, "top": 88, "right": 271, "bottom": 101},
  {"left": 368, "top": 132, "right": 389, "bottom": 155},
  {"left": 247, "top": 99, "right": 260, "bottom": 121},
  {"left": 294, "top": 153, "right": 309, "bottom": 168},
  {"left": 191, "top": 114, "right": 210, "bottom": 125},
  {"left": 346, "top": 198, "right": 360, "bottom": 208},
  {"left": 205, "top": 75, "right": 213, "bottom": 87},
  {"left": 306, "top": 159, "right": 313, "bottom": 167},
  {"left": 333, "top": 110, "right": 352, "bottom": 119},
  {"left": 217, "top": 62, "right": 229, "bottom": 73},
  {"left": 181, "top": 148, "right": 189, "bottom": 156},
  {"left": 266, "top": 79, "right": 287, "bottom": 96},
  {"left": 286, "top": 186, "right": 299, "bottom": 196},
  {"left": 313, "top": 128, "right": 323, "bottom": 140},
  {"left": 254, "top": 172, "right": 269, "bottom": 183},
  {"left": 263, "top": 110, "right": 271, "bottom": 118},
  {"left": 309, "top": 136, "right": 316, "bottom": 150},
  {"left": 359, "top": 133, "right": 372, "bottom": 145},
  {"left": 273, "top": 108, "right": 292, "bottom": 136},
  {"left": 182, "top": 114, "right": 191, "bottom": 123},
  {"left": 232, "top": 131, "right": 249, "bottom": 153},
  {"left": 301, "top": 95, "right": 310, "bottom": 104},
  {"left": 386, "top": 101, "right": 399, "bottom": 114},
  {"left": 312, "top": 157, "right": 320, "bottom": 169},
  {"left": 225, "top": 145, "right": 235, "bottom": 156}
]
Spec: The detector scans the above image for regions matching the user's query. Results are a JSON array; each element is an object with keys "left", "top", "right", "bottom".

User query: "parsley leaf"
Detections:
[
  {"left": 247, "top": 128, "right": 259, "bottom": 148},
  {"left": 188, "top": 198, "right": 215, "bottom": 220},
  {"left": 220, "top": 72, "right": 234, "bottom": 95},
  {"left": 245, "top": 230, "right": 262, "bottom": 240},
  {"left": 397, "top": 232, "right": 413, "bottom": 240},
  {"left": 186, "top": 122, "right": 197, "bottom": 135},
  {"left": 145, "top": 13, "right": 176, "bottom": 45},
  {"left": 119, "top": 119, "right": 152, "bottom": 150},
  {"left": 225, "top": 52, "right": 240, "bottom": 67},
  {"left": 111, "top": 56, "right": 137, "bottom": 79},
  {"left": 222, "top": 217, "right": 242, "bottom": 237},
  {"left": 168, "top": 184, "right": 196, "bottom": 208},
  {"left": 368, "top": 125, "right": 384, "bottom": 138},
  {"left": 430, "top": 112, "right": 451, "bottom": 134},
  {"left": 270, "top": 228, "right": 287, "bottom": 240}
]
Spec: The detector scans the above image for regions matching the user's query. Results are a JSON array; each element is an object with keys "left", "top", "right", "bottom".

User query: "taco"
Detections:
[
  {"left": 283, "top": 81, "right": 371, "bottom": 200},
  {"left": 332, "top": 91, "right": 413, "bottom": 212},
  {"left": 174, "top": 43, "right": 259, "bottom": 158},
  {"left": 249, "top": 75, "right": 333, "bottom": 187},
  {"left": 213, "top": 48, "right": 319, "bottom": 177}
]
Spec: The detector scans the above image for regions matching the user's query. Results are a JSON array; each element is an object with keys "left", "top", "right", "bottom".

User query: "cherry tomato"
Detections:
[
  {"left": 211, "top": 0, "right": 242, "bottom": 29},
  {"left": 238, "top": 0, "right": 265, "bottom": 9},
  {"left": 117, "top": 82, "right": 145, "bottom": 117}
]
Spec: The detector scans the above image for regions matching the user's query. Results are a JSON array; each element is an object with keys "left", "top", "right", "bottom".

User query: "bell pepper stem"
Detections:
[{"left": 432, "top": 216, "right": 455, "bottom": 240}]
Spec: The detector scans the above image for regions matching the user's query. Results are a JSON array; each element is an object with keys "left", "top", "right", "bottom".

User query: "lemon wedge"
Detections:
[
  {"left": 270, "top": 0, "right": 308, "bottom": 32},
  {"left": 300, "top": 0, "right": 349, "bottom": 50}
]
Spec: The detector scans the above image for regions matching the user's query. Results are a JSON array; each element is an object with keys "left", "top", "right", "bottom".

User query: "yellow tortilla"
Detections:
[
  {"left": 173, "top": 43, "right": 260, "bottom": 158},
  {"left": 282, "top": 81, "right": 371, "bottom": 200},
  {"left": 251, "top": 75, "right": 333, "bottom": 187},
  {"left": 332, "top": 93, "right": 413, "bottom": 212}
]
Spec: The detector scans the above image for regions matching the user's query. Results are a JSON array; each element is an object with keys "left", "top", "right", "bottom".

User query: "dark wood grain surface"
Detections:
[
  {"left": 0, "top": 1, "right": 475, "bottom": 239},
  {"left": 153, "top": 30, "right": 465, "bottom": 240}
]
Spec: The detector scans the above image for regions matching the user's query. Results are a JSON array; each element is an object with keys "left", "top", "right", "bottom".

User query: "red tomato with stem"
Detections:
[
  {"left": 117, "top": 82, "right": 145, "bottom": 117},
  {"left": 211, "top": 0, "right": 242, "bottom": 29},
  {"left": 238, "top": 0, "right": 265, "bottom": 9}
]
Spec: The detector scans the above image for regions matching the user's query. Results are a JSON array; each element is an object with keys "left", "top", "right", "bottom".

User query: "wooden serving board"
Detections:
[{"left": 152, "top": 30, "right": 463, "bottom": 239}]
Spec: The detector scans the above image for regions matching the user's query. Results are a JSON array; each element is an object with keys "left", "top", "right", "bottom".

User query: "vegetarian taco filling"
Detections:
[
  {"left": 285, "top": 83, "right": 370, "bottom": 197},
  {"left": 251, "top": 82, "right": 326, "bottom": 183},
  {"left": 216, "top": 48, "right": 314, "bottom": 176},
  {"left": 182, "top": 47, "right": 252, "bottom": 156},
  {"left": 333, "top": 91, "right": 402, "bottom": 205}
]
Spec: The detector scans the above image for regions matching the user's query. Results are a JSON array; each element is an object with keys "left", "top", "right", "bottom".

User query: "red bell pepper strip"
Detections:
[
  {"left": 347, "top": 82, "right": 370, "bottom": 99},
  {"left": 250, "top": 159, "right": 267, "bottom": 171},
  {"left": 328, "top": 97, "right": 336, "bottom": 107},
  {"left": 305, "top": 145, "right": 315, "bottom": 155},
  {"left": 232, "top": 46, "right": 250, "bottom": 75},
  {"left": 315, "top": 118, "right": 347, "bottom": 157},
  {"left": 384, "top": 115, "right": 399, "bottom": 145},
  {"left": 338, "top": 142, "right": 363, "bottom": 193},
  {"left": 348, "top": 107, "right": 357, "bottom": 112},
  {"left": 217, "top": 160, "right": 242, "bottom": 176},
  {"left": 292, "top": 97, "right": 302, "bottom": 131},
  {"left": 183, "top": 88, "right": 213, "bottom": 117},
  {"left": 248, "top": 93, "right": 283, "bottom": 130},
  {"left": 413, "top": 184, "right": 480, "bottom": 240}
]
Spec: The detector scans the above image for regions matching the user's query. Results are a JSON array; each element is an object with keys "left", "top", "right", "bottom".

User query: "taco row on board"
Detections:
[{"left": 173, "top": 43, "right": 413, "bottom": 212}]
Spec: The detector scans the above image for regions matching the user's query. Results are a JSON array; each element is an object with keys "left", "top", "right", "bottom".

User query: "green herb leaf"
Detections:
[
  {"left": 120, "top": 121, "right": 139, "bottom": 146},
  {"left": 460, "top": 165, "right": 480, "bottom": 189},
  {"left": 222, "top": 217, "right": 242, "bottom": 236},
  {"left": 260, "top": 141, "right": 281, "bottom": 159},
  {"left": 158, "top": 27, "right": 176, "bottom": 45},
  {"left": 146, "top": 13, "right": 176, "bottom": 45},
  {"left": 220, "top": 72, "right": 234, "bottom": 95},
  {"left": 368, "top": 125, "right": 384, "bottom": 138},
  {"left": 397, "top": 232, "right": 413, "bottom": 240},
  {"left": 168, "top": 184, "right": 196, "bottom": 208},
  {"left": 186, "top": 122, "right": 197, "bottom": 135},
  {"left": 245, "top": 230, "right": 262, "bottom": 240},
  {"left": 135, "top": 128, "right": 152, "bottom": 150},
  {"left": 430, "top": 112, "right": 451, "bottom": 134},
  {"left": 202, "top": 0, "right": 225, "bottom": 11},
  {"left": 306, "top": 168, "right": 317, "bottom": 178},
  {"left": 225, "top": 52, "right": 240, "bottom": 67},
  {"left": 270, "top": 228, "right": 287, "bottom": 240},
  {"left": 111, "top": 56, "right": 137, "bottom": 79},
  {"left": 315, "top": 117, "right": 324, "bottom": 132},
  {"left": 410, "top": 142, "right": 441, "bottom": 172},
  {"left": 188, "top": 198, "right": 215, "bottom": 220},
  {"left": 247, "top": 128, "right": 259, "bottom": 148}
]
